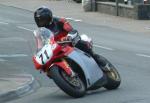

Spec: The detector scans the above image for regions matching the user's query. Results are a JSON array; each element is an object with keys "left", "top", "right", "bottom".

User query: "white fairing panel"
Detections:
[{"left": 34, "top": 44, "right": 53, "bottom": 65}]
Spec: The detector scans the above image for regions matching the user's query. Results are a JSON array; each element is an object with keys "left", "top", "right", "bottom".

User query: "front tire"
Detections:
[
  {"left": 94, "top": 54, "right": 121, "bottom": 90},
  {"left": 48, "top": 66, "right": 86, "bottom": 98}
]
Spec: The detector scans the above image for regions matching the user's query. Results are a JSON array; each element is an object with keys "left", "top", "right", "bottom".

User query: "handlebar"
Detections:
[{"left": 57, "top": 41, "right": 72, "bottom": 45}]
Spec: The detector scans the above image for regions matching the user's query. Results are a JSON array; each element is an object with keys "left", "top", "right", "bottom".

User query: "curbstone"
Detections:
[{"left": 0, "top": 74, "right": 39, "bottom": 103}]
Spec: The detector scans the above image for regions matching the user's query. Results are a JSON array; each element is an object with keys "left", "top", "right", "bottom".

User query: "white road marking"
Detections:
[
  {"left": 0, "top": 54, "right": 28, "bottom": 58},
  {"left": 17, "top": 26, "right": 33, "bottom": 32},
  {"left": 74, "top": 19, "right": 82, "bottom": 22},
  {"left": 0, "top": 37, "right": 27, "bottom": 42},
  {"left": 0, "top": 21, "right": 9, "bottom": 25},
  {"left": 93, "top": 44, "right": 114, "bottom": 51},
  {"left": 65, "top": 17, "right": 82, "bottom": 22},
  {"left": 145, "top": 27, "right": 150, "bottom": 30},
  {"left": 0, "top": 58, "right": 7, "bottom": 61},
  {"left": 54, "top": 15, "right": 82, "bottom": 22},
  {"left": 65, "top": 17, "right": 73, "bottom": 20},
  {"left": 136, "top": 54, "right": 150, "bottom": 58}
]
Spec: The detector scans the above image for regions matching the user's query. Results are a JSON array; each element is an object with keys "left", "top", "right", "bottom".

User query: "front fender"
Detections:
[
  {"left": 50, "top": 61, "right": 72, "bottom": 76},
  {"left": 68, "top": 48, "right": 104, "bottom": 88}
]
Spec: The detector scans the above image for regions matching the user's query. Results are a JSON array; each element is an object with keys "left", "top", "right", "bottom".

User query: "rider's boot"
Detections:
[{"left": 88, "top": 50, "right": 107, "bottom": 67}]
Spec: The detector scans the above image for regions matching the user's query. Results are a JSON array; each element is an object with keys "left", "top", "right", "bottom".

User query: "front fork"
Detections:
[{"left": 48, "top": 59, "right": 75, "bottom": 77}]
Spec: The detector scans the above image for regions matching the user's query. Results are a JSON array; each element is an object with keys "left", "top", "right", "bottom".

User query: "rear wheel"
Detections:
[
  {"left": 103, "top": 63, "right": 121, "bottom": 90},
  {"left": 48, "top": 66, "right": 86, "bottom": 98},
  {"left": 94, "top": 54, "right": 121, "bottom": 90}
]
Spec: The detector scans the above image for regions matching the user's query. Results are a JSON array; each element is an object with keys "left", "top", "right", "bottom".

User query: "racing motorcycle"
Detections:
[{"left": 32, "top": 27, "right": 121, "bottom": 98}]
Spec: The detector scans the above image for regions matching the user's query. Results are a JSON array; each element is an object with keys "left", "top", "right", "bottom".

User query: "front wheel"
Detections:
[
  {"left": 48, "top": 66, "right": 86, "bottom": 98},
  {"left": 94, "top": 54, "right": 121, "bottom": 90}
]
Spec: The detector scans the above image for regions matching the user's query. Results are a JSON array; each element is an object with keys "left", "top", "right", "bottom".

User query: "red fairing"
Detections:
[
  {"left": 54, "top": 31, "right": 67, "bottom": 41},
  {"left": 43, "top": 45, "right": 73, "bottom": 73},
  {"left": 43, "top": 41, "right": 62, "bottom": 69},
  {"left": 50, "top": 46, "right": 74, "bottom": 76},
  {"left": 53, "top": 61, "right": 72, "bottom": 75},
  {"left": 49, "top": 37, "right": 62, "bottom": 56},
  {"left": 32, "top": 56, "right": 43, "bottom": 70},
  {"left": 33, "top": 24, "right": 74, "bottom": 75},
  {"left": 62, "top": 46, "right": 74, "bottom": 56},
  {"left": 33, "top": 36, "right": 62, "bottom": 71}
]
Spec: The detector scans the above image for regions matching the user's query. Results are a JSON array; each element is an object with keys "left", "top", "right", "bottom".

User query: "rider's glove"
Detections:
[{"left": 67, "top": 30, "right": 81, "bottom": 46}]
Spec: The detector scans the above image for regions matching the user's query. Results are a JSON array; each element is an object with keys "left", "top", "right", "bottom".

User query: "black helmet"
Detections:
[{"left": 34, "top": 7, "right": 53, "bottom": 27}]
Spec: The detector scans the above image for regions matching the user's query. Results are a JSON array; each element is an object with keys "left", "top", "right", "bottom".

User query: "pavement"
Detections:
[
  {"left": 0, "top": 1, "right": 38, "bottom": 102},
  {"left": 0, "top": 0, "right": 150, "bottom": 102},
  {"left": 0, "top": 74, "right": 35, "bottom": 102},
  {"left": 0, "top": 52, "right": 37, "bottom": 102}
]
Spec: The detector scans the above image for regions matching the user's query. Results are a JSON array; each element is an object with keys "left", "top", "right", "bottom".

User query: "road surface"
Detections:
[{"left": 0, "top": 4, "right": 150, "bottom": 103}]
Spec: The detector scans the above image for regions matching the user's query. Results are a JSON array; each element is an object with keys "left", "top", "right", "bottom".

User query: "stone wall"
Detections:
[
  {"left": 135, "top": 4, "right": 150, "bottom": 19},
  {"left": 96, "top": 2, "right": 150, "bottom": 19}
]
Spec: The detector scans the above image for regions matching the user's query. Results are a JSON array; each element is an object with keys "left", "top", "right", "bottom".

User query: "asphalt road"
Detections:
[{"left": 1, "top": 4, "right": 150, "bottom": 103}]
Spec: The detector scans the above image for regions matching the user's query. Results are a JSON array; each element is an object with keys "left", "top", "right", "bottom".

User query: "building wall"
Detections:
[
  {"left": 97, "top": 0, "right": 150, "bottom": 4},
  {"left": 96, "top": 1, "right": 150, "bottom": 19}
]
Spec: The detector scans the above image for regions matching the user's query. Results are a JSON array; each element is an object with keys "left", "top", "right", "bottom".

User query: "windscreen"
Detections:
[{"left": 34, "top": 27, "right": 54, "bottom": 50}]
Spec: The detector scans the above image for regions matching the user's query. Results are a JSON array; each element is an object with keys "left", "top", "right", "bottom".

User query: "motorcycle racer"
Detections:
[{"left": 34, "top": 6, "right": 106, "bottom": 67}]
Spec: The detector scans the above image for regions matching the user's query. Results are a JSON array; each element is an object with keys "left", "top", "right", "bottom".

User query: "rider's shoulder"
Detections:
[
  {"left": 53, "top": 16, "right": 67, "bottom": 23},
  {"left": 53, "top": 16, "right": 59, "bottom": 21}
]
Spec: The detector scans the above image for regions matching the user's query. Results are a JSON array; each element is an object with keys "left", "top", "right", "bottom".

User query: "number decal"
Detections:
[
  {"left": 44, "top": 50, "right": 49, "bottom": 59},
  {"left": 35, "top": 44, "right": 53, "bottom": 65},
  {"left": 39, "top": 50, "right": 50, "bottom": 64}
]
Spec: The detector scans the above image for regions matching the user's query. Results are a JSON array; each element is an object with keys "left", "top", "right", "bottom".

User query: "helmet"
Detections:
[{"left": 34, "top": 7, "right": 53, "bottom": 27}]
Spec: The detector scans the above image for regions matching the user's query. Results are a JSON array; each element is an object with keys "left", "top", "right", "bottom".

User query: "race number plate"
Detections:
[{"left": 35, "top": 44, "right": 53, "bottom": 65}]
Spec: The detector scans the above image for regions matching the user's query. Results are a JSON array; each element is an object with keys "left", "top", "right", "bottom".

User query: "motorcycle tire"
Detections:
[
  {"left": 49, "top": 66, "right": 86, "bottom": 98},
  {"left": 94, "top": 54, "right": 121, "bottom": 90}
]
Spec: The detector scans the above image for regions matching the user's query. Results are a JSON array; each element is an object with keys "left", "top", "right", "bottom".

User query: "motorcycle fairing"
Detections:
[{"left": 68, "top": 48, "right": 104, "bottom": 88}]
